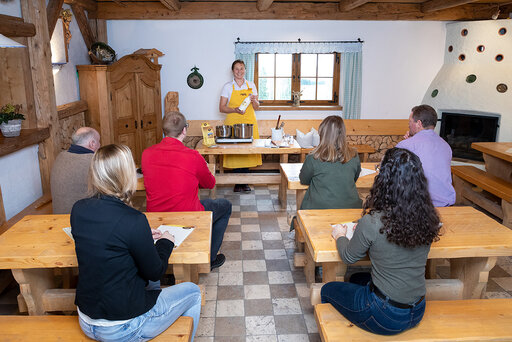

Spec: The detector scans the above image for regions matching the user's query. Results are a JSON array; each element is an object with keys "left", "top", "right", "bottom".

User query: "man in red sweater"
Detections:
[{"left": 142, "top": 111, "right": 231, "bottom": 270}]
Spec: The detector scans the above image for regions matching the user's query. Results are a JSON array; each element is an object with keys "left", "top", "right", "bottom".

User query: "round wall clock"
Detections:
[{"left": 187, "top": 66, "right": 204, "bottom": 89}]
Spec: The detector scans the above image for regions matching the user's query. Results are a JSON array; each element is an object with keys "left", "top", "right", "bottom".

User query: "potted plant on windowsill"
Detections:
[{"left": 0, "top": 104, "right": 25, "bottom": 137}]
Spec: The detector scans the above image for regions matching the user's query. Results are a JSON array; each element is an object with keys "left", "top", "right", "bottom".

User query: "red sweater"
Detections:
[{"left": 141, "top": 137, "right": 215, "bottom": 212}]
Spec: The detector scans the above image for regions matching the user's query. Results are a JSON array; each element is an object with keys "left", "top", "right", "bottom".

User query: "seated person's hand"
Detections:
[
  {"left": 160, "top": 231, "right": 175, "bottom": 243},
  {"left": 151, "top": 229, "right": 162, "bottom": 240},
  {"left": 403, "top": 130, "right": 410, "bottom": 139},
  {"left": 331, "top": 224, "right": 347, "bottom": 240}
]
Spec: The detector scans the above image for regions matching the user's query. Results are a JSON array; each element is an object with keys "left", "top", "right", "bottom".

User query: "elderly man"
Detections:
[
  {"left": 142, "top": 111, "right": 231, "bottom": 270},
  {"left": 50, "top": 127, "right": 101, "bottom": 214},
  {"left": 396, "top": 104, "right": 455, "bottom": 207}
]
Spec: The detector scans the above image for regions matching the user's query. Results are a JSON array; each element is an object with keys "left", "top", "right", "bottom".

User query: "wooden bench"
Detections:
[
  {"left": 452, "top": 165, "right": 512, "bottom": 228},
  {"left": 315, "top": 298, "right": 512, "bottom": 341},
  {"left": 0, "top": 315, "right": 194, "bottom": 341}
]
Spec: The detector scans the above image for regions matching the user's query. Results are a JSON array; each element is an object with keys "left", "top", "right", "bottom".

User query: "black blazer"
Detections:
[{"left": 71, "top": 195, "right": 174, "bottom": 320}]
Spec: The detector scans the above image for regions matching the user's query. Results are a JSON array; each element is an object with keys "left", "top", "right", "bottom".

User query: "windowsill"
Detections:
[
  {"left": 257, "top": 105, "right": 342, "bottom": 111},
  {"left": 0, "top": 128, "right": 50, "bottom": 158}
]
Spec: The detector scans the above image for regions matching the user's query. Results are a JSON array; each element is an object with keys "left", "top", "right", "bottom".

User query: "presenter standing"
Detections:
[{"left": 219, "top": 60, "right": 262, "bottom": 193}]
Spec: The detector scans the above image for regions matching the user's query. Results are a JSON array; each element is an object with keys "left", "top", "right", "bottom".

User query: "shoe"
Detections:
[
  {"left": 233, "top": 184, "right": 242, "bottom": 193},
  {"left": 242, "top": 184, "right": 251, "bottom": 193},
  {"left": 211, "top": 253, "right": 226, "bottom": 270}
]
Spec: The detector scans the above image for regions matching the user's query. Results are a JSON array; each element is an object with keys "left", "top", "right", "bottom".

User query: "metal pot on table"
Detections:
[
  {"left": 233, "top": 123, "right": 253, "bottom": 139},
  {"left": 216, "top": 125, "right": 232, "bottom": 138}
]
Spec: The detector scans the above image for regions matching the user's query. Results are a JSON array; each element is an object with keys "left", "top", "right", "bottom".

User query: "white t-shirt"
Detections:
[{"left": 220, "top": 79, "right": 258, "bottom": 103}]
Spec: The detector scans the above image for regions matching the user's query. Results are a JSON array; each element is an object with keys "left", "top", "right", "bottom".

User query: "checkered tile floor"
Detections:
[{"left": 1, "top": 184, "right": 511, "bottom": 342}]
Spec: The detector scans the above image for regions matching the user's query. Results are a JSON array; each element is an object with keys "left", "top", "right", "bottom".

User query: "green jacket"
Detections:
[{"left": 299, "top": 153, "right": 362, "bottom": 210}]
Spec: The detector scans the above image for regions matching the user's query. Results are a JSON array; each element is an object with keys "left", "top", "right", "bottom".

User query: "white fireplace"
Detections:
[{"left": 423, "top": 20, "right": 512, "bottom": 142}]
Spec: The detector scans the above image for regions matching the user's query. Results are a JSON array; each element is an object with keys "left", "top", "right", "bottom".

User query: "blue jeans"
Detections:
[
  {"left": 321, "top": 280, "right": 425, "bottom": 335},
  {"left": 200, "top": 198, "right": 231, "bottom": 262},
  {"left": 79, "top": 282, "right": 201, "bottom": 342}
]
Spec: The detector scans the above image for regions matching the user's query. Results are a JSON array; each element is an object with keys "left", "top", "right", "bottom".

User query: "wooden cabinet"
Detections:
[{"left": 77, "top": 54, "right": 163, "bottom": 164}]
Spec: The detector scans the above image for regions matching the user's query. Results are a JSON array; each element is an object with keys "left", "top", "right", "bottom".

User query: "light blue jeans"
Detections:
[{"left": 79, "top": 282, "right": 201, "bottom": 342}]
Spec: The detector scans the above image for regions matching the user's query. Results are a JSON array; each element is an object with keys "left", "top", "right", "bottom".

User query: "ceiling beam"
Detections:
[
  {"left": 339, "top": 0, "right": 370, "bottom": 12},
  {"left": 160, "top": 0, "right": 181, "bottom": 11},
  {"left": 421, "top": 0, "right": 480, "bottom": 13},
  {"left": 71, "top": 3, "right": 96, "bottom": 50},
  {"left": 47, "top": 0, "right": 65, "bottom": 37},
  {"left": 91, "top": 2, "right": 502, "bottom": 21},
  {"left": 257, "top": 0, "right": 274, "bottom": 11},
  {"left": 0, "top": 14, "right": 36, "bottom": 37},
  {"left": 63, "top": 0, "right": 97, "bottom": 13}
]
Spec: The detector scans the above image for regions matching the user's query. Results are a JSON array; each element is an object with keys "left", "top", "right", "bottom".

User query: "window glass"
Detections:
[
  {"left": 301, "top": 78, "right": 316, "bottom": 100},
  {"left": 318, "top": 54, "right": 334, "bottom": 77},
  {"left": 317, "top": 78, "right": 333, "bottom": 100},
  {"left": 258, "top": 54, "right": 274, "bottom": 77},
  {"left": 276, "top": 78, "right": 291, "bottom": 100},
  {"left": 276, "top": 54, "right": 292, "bottom": 77},
  {"left": 258, "top": 78, "right": 274, "bottom": 100},
  {"left": 301, "top": 54, "right": 317, "bottom": 77}
]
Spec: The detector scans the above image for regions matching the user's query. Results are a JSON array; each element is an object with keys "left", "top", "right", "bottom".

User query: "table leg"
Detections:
[
  {"left": 208, "top": 155, "right": 217, "bottom": 199},
  {"left": 12, "top": 268, "right": 56, "bottom": 315},
  {"left": 502, "top": 200, "right": 512, "bottom": 229},
  {"left": 304, "top": 247, "right": 316, "bottom": 285},
  {"left": 280, "top": 154, "right": 289, "bottom": 163},
  {"left": 450, "top": 256, "right": 497, "bottom": 299},
  {"left": 483, "top": 154, "right": 512, "bottom": 183},
  {"left": 296, "top": 189, "right": 305, "bottom": 212},
  {"left": 173, "top": 264, "right": 199, "bottom": 284},
  {"left": 322, "top": 262, "right": 347, "bottom": 283},
  {"left": 295, "top": 220, "right": 305, "bottom": 253},
  {"left": 278, "top": 172, "right": 288, "bottom": 208}
]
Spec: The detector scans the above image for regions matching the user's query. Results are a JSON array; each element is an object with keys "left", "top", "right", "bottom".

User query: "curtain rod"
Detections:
[{"left": 235, "top": 37, "right": 364, "bottom": 44}]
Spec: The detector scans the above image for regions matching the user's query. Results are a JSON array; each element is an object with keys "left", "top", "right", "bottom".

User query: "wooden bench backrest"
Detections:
[
  {"left": 452, "top": 165, "right": 512, "bottom": 202},
  {"left": 186, "top": 119, "right": 408, "bottom": 137},
  {"left": 0, "top": 315, "right": 193, "bottom": 341},
  {"left": 315, "top": 299, "right": 512, "bottom": 341}
]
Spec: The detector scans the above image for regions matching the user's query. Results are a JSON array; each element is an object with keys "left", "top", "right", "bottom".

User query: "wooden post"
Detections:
[{"left": 21, "top": 0, "right": 62, "bottom": 195}]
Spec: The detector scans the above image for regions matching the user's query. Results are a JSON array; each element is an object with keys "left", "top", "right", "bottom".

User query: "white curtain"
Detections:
[{"left": 341, "top": 52, "right": 362, "bottom": 119}]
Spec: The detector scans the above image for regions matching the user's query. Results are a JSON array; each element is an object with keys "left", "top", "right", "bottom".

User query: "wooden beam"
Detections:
[
  {"left": 47, "top": 0, "right": 65, "bottom": 37},
  {"left": 160, "top": 0, "right": 181, "bottom": 11},
  {"left": 0, "top": 14, "right": 36, "bottom": 37},
  {"left": 88, "top": 19, "right": 108, "bottom": 43},
  {"left": 339, "top": 0, "right": 370, "bottom": 12},
  {"left": 421, "top": 0, "right": 480, "bottom": 13},
  {"left": 21, "top": 0, "right": 61, "bottom": 195},
  {"left": 63, "top": 0, "right": 97, "bottom": 12},
  {"left": 92, "top": 2, "right": 501, "bottom": 20},
  {"left": 0, "top": 128, "right": 50, "bottom": 158},
  {"left": 257, "top": 0, "right": 274, "bottom": 11},
  {"left": 71, "top": 3, "right": 96, "bottom": 50},
  {"left": 57, "top": 100, "right": 88, "bottom": 120}
]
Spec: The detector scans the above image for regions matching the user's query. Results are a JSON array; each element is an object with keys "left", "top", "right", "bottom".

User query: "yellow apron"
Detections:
[{"left": 223, "top": 82, "right": 262, "bottom": 169}]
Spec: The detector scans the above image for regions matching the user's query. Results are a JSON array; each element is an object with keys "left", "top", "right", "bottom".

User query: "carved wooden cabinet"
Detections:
[{"left": 77, "top": 54, "right": 163, "bottom": 164}]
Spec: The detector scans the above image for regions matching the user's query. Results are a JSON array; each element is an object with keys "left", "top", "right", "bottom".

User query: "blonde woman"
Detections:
[
  {"left": 299, "top": 115, "right": 362, "bottom": 210},
  {"left": 71, "top": 144, "right": 201, "bottom": 342}
]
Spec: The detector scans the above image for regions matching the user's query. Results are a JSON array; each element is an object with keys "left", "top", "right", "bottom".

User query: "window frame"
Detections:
[{"left": 254, "top": 52, "right": 341, "bottom": 106}]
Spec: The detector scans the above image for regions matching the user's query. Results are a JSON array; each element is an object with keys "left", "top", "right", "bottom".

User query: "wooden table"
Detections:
[
  {"left": 297, "top": 206, "right": 512, "bottom": 299},
  {"left": 472, "top": 142, "right": 512, "bottom": 183},
  {"left": 0, "top": 212, "right": 212, "bottom": 315},
  {"left": 300, "top": 144, "right": 375, "bottom": 163},
  {"left": 279, "top": 162, "right": 379, "bottom": 209}
]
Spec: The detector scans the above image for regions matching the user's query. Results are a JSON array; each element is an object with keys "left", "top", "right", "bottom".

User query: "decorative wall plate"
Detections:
[{"left": 187, "top": 66, "right": 204, "bottom": 89}]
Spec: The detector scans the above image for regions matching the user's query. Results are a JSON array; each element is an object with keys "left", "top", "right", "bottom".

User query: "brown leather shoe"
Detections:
[
  {"left": 233, "top": 184, "right": 242, "bottom": 192},
  {"left": 242, "top": 184, "right": 251, "bottom": 193}
]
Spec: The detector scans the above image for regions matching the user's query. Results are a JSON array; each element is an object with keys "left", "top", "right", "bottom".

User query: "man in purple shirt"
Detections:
[{"left": 396, "top": 105, "right": 455, "bottom": 207}]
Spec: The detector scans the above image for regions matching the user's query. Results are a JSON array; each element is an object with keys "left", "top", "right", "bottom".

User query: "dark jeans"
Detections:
[
  {"left": 200, "top": 198, "right": 232, "bottom": 262},
  {"left": 321, "top": 273, "right": 426, "bottom": 336},
  {"left": 233, "top": 168, "right": 249, "bottom": 186}
]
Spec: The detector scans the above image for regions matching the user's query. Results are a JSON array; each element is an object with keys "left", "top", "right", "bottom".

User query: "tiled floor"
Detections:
[{"left": 1, "top": 184, "right": 512, "bottom": 342}]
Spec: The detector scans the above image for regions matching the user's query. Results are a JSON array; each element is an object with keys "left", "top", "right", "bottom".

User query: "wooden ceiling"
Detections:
[{"left": 84, "top": 0, "right": 512, "bottom": 20}]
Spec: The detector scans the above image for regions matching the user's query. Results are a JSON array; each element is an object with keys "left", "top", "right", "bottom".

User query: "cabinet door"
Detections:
[
  {"left": 111, "top": 73, "right": 141, "bottom": 164},
  {"left": 137, "top": 72, "right": 161, "bottom": 155}
]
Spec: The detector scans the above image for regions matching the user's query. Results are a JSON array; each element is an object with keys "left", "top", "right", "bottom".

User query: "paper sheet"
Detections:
[
  {"left": 359, "top": 167, "right": 377, "bottom": 178},
  {"left": 63, "top": 227, "right": 73, "bottom": 241},
  {"left": 156, "top": 225, "right": 194, "bottom": 247},
  {"left": 332, "top": 221, "right": 357, "bottom": 240}
]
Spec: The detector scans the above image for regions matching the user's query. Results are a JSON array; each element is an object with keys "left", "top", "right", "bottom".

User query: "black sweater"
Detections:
[{"left": 71, "top": 195, "right": 174, "bottom": 320}]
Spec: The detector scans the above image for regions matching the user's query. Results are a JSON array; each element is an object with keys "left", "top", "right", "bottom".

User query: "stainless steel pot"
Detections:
[
  {"left": 216, "top": 125, "right": 232, "bottom": 138},
  {"left": 233, "top": 123, "right": 253, "bottom": 139}
]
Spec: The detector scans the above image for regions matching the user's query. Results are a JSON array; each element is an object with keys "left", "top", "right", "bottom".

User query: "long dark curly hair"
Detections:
[{"left": 363, "top": 148, "right": 440, "bottom": 248}]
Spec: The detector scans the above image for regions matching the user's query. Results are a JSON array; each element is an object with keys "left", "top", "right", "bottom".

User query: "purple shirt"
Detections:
[{"left": 396, "top": 129, "right": 455, "bottom": 207}]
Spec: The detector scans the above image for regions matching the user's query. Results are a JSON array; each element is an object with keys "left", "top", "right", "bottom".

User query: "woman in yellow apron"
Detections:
[{"left": 219, "top": 60, "right": 262, "bottom": 192}]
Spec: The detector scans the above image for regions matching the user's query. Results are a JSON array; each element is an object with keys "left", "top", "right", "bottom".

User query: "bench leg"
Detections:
[
  {"left": 450, "top": 256, "right": 497, "bottom": 299},
  {"left": 502, "top": 200, "right": 512, "bottom": 229},
  {"left": 12, "top": 268, "right": 56, "bottom": 315},
  {"left": 322, "top": 262, "right": 347, "bottom": 283}
]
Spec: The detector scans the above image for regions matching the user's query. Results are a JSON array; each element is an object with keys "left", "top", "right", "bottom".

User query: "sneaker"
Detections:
[
  {"left": 211, "top": 253, "right": 226, "bottom": 270},
  {"left": 233, "top": 184, "right": 242, "bottom": 193},
  {"left": 242, "top": 184, "right": 251, "bottom": 193}
]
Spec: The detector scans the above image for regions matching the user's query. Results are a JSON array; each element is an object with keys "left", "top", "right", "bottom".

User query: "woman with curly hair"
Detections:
[
  {"left": 299, "top": 115, "right": 362, "bottom": 210},
  {"left": 321, "top": 147, "right": 441, "bottom": 335}
]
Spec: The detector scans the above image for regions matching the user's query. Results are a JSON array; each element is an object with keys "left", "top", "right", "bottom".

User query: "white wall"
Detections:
[{"left": 108, "top": 20, "right": 446, "bottom": 120}]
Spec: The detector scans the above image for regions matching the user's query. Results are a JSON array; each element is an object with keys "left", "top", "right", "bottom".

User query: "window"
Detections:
[{"left": 255, "top": 53, "right": 340, "bottom": 106}]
